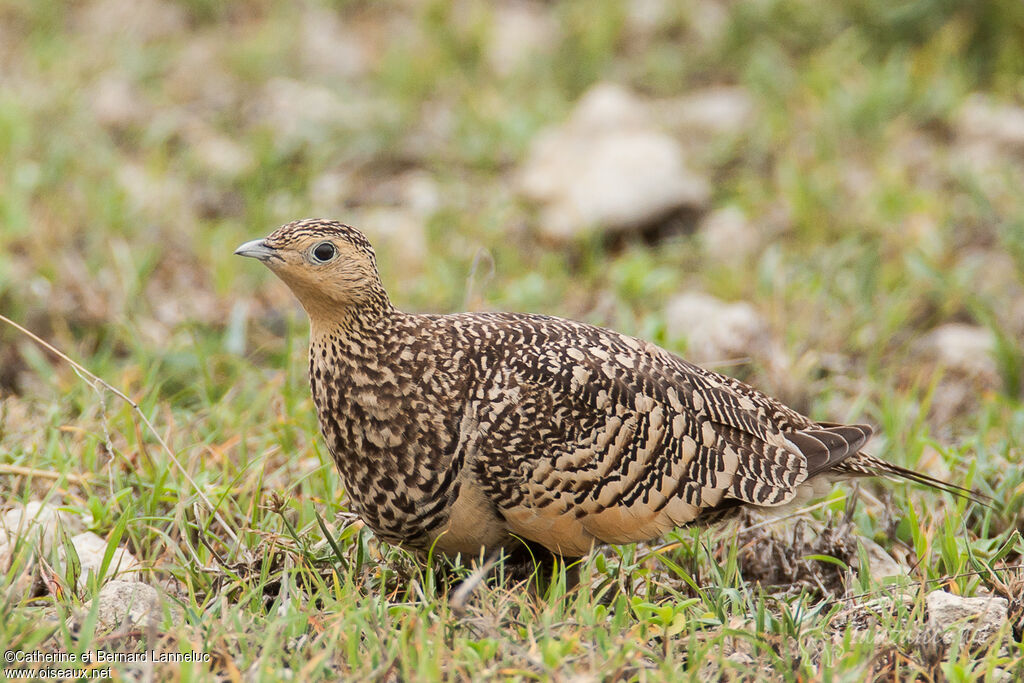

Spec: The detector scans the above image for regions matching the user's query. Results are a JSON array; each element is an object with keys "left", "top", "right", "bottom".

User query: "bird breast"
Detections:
[{"left": 307, "top": 331, "right": 465, "bottom": 547}]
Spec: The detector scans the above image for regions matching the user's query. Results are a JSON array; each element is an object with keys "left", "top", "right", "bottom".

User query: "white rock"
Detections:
[
  {"left": 926, "top": 590, "right": 1008, "bottom": 645},
  {"left": 958, "top": 249, "right": 1024, "bottom": 338},
  {"left": 255, "top": 78, "right": 381, "bottom": 148},
  {"left": 309, "top": 170, "right": 355, "bottom": 214},
  {"left": 914, "top": 323, "right": 1000, "bottom": 424},
  {"left": 726, "top": 651, "right": 754, "bottom": 665},
  {"left": 954, "top": 94, "right": 1024, "bottom": 178},
  {"left": 77, "top": 0, "right": 185, "bottom": 42},
  {"left": 357, "top": 170, "right": 442, "bottom": 218},
  {"left": 352, "top": 207, "right": 428, "bottom": 273},
  {"left": 405, "top": 99, "right": 457, "bottom": 156},
  {"left": 627, "top": 0, "right": 729, "bottom": 45},
  {"left": 0, "top": 502, "right": 87, "bottom": 596},
  {"left": 90, "top": 76, "right": 146, "bottom": 128},
  {"left": 0, "top": 502, "right": 86, "bottom": 555},
  {"left": 626, "top": 0, "right": 667, "bottom": 34},
  {"left": 626, "top": 0, "right": 671, "bottom": 35},
  {"left": 520, "top": 83, "right": 710, "bottom": 240},
  {"left": 78, "top": 581, "right": 165, "bottom": 632},
  {"left": 116, "top": 163, "right": 190, "bottom": 218},
  {"left": 299, "top": 8, "right": 368, "bottom": 78},
  {"left": 165, "top": 37, "right": 238, "bottom": 114},
  {"left": 699, "top": 205, "right": 759, "bottom": 263},
  {"left": 956, "top": 94, "right": 1024, "bottom": 152},
  {"left": 685, "top": 1, "right": 730, "bottom": 46},
  {"left": 665, "top": 292, "right": 769, "bottom": 364},
  {"left": 860, "top": 538, "right": 906, "bottom": 580},
  {"left": 400, "top": 170, "right": 442, "bottom": 217},
  {"left": 569, "top": 83, "right": 652, "bottom": 133},
  {"left": 654, "top": 87, "right": 756, "bottom": 139},
  {"left": 917, "top": 324, "right": 998, "bottom": 383},
  {"left": 186, "top": 126, "right": 255, "bottom": 179},
  {"left": 58, "top": 532, "right": 142, "bottom": 589},
  {"left": 487, "top": 2, "right": 559, "bottom": 76}
]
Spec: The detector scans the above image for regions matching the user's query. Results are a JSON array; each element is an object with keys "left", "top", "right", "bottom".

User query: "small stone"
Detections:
[
  {"left": 664, "top": 292, "right": 770, "bottom": 364},
  {"left": 310, "top": 171, "right": 355, "bottom": 215},
  {"left": 90, "top": 76, "right": 146, "bottom": 128},
  {"left": 187, "top": 127, "right": 255, "bottom": 179},
  {"left": 0, "top": 502, "right": 87, "bottom": 597},
  {"left": 926, "top": 590, "right": 1008, "bottom": 645},
  {"left": 914, "top": 323, "right": 1000, "bottom": 424},
  {"left": 626, "top": 0, "right": 671, "bottom": 35},
  {"left": 352, "top": 208, "right": 428, "bottom": 273},
  {"left": 487, "top": 2, "right": 559, "bottom": 76},
  {"left": 726, "top": 651, "right": 753, "bottom": 664},
  {"left": 58, "top": 532, "right": 142, "bottom": 589},
  {"left": 654, "top": 86, "right": 756, "bottom": 140},
  {"left": 0, "top": 502, "right": 86, "bottom": 557},
  {"left": 254, "top": 78, "right": 381, "bottom": 149},
  {"left": 165, "top": 37, "right": 238, "bottom": 114},
  {"left": 917, "top": 324, "right": 998, "bottom": 384},
  {"left": 685, "top": 1, "right": 730, "bottom": 46},
  {"left": 519, "top": 83, "right": 710, "bottom": 241},
  {"left": 860, "top": 538, "right": 906, "bottom": 580},
  {"left": 73, "top": 581, "right": 166, "bottom": 633},
  {"left": 116, "top": 163, "right": 190, "bottom": 218},
  {"left": 568, "top": 83, "right": 652, "bottom": 132},
  {"left": 956, "top": 94, "right": 1024, "bottom": 153},
  {"left": 77, "top": 0, "right": 185, "bottom": 42},
  {"left": 299, "top": 7, "right": 368, "bottom": 79},
  {"left": 699, "top": 205, "right": 759, "bottom": 264},
  {"left": 356, "top": 171, "right": 442, "bottom": 218},
  {"left": 399, "top": 170, "right": 442, "bottom": 217},
  {"left": 627, "top": 0, "right": 729, "bottom": 46},
  {"left": 958, "top": 248, "right": 1024, "bottom": 338},
  {"left": 953, "top": 94, "right": 1024, "bottom": 181}
]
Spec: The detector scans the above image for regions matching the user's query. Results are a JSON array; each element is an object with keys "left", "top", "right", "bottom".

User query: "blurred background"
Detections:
[
  {"left": 2, "top": 0, "right": 1024, "bottom": 460},
  {"left": 2, "top": 3, "right": 1024, "bottom": 675}
]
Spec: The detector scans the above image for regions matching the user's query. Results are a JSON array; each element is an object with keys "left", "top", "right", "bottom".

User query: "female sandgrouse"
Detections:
[{"left": 236, "top": 219, "right": 971, "bottom": 564}]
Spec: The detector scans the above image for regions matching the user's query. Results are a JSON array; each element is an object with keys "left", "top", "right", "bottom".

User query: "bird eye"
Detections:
[{"left": 311, "top": 242, "right": 336, "bottom": 263}]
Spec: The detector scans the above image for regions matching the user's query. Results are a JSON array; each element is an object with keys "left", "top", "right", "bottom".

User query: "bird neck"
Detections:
[{"left": 308, "top": 283, "right": 397, "bottom": 348}]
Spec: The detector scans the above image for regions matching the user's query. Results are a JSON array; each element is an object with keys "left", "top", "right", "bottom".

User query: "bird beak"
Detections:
[{"left": 234, "top": 239, "right": 277, "bottom": 262}]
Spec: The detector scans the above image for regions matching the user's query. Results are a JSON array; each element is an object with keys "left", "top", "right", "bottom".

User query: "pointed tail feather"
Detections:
[{"left": 833, "top": 453, "right": 991, "bottom": 506}]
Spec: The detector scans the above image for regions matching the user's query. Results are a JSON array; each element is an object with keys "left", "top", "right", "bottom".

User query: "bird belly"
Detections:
[
  {"left": 428, "top": 478, "right": 511, "bottom": 557},
  {"left": 502, "top": 506, "right": 600, "bottom": 557}
]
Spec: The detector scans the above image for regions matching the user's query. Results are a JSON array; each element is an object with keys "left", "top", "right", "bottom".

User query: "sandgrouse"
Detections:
[{"left": 236, "top": 219, "right": 971, "bottom": 567}]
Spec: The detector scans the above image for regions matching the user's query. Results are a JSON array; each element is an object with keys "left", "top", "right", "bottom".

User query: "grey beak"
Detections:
[{"left": 234, "top": 239, "right": 277, "bottom": 262}]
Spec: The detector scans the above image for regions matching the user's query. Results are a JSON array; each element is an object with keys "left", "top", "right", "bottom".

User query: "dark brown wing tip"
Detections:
[{"left": 790, "top": 423, "right": 873, "bottom": 477}]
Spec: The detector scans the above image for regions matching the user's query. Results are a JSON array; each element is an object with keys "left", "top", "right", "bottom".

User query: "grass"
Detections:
[{"left": 1, "top": 0, "right": 1023, "bottom": 679}]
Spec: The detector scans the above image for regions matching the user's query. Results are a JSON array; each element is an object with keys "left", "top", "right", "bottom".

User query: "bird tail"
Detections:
[{"left": 832, "top": 452, "right": 990, "bottom": 506}]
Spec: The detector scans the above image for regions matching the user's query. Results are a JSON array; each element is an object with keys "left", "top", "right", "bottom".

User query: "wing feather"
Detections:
[{"left": 467, "top": 315, "right": 876, "bottom": 552}]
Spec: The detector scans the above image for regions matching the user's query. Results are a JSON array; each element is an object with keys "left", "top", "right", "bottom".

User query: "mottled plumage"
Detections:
[{"left": 236, "top": 219, "right": 973, "bottom": 563}]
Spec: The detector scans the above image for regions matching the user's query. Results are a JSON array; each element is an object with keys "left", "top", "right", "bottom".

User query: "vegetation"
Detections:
[{"left": 1, "top": 0, "right": 1023, "bottom": 679}]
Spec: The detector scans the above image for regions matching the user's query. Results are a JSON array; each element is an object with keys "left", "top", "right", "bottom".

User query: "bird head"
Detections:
[{"left": 235, "top": 219, "right": 388, "bottom": 320}]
